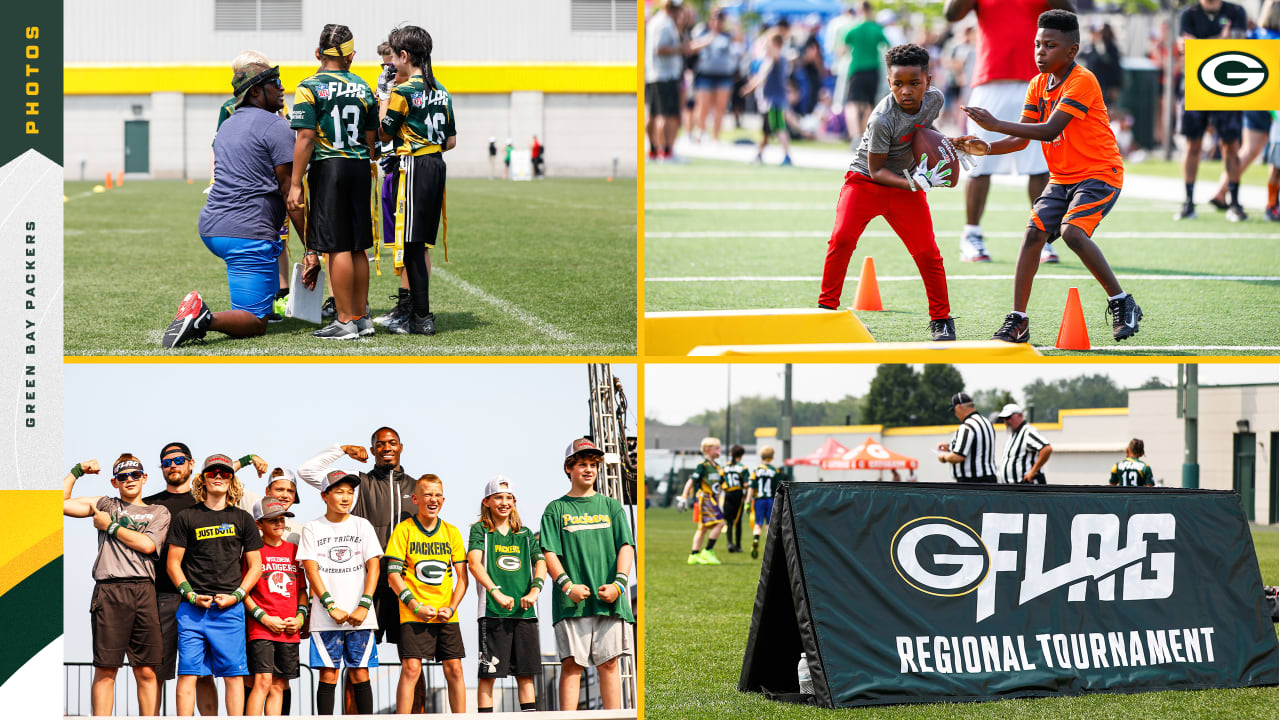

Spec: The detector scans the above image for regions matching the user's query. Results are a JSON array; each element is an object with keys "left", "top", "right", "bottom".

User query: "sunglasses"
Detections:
[
  {"left": 115, "top": 471, "right": 143, "bottom": 481},
  {"left": 204, "top": 468, "right": 233, "bottom": 480},
  {"left": 160, "top": 457, "right": 190, "bottom": 468},
  {"left": 271, "top": 77, "right": 283, "bottom": 90}
]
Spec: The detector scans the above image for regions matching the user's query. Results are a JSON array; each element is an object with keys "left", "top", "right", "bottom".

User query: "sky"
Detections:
[
  {"left": 61, "top": 362, "right": 637, "bottom": 711},
  {"left": 645, "top": 363, "right": 1279, "bottom": 425}
]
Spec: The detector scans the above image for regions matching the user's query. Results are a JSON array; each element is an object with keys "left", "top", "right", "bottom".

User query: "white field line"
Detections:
[
  {"left": 431, "top": 267, "right": 577, "bottom": 343},
  {"left": 647, "top": 273, "right": 1280, "bottom": 283},
  {"left": 645, "top": 230, "right": 1280, "bottom": 240},
  {"left": 647, "top": 202, "right": 1169, "bottom": 212}
]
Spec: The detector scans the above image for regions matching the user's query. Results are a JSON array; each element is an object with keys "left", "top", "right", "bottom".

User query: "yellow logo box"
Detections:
[{"left": 1184, "top": 39, "right": 1280, "bottom": 111}]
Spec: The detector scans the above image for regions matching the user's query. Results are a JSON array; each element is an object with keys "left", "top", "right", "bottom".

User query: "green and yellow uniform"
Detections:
[
  {"left": 467, "top": 523, "right": 541, "bottom": 619},
  {"left": 385, "top": 516, "right": 466, "bottom": 624},
  {"left": 689, "top": 458, "right": 725, "bottom": 527},
  {"left": 539, "top": 493, "right": 635, "bottom": 624},
  {"left": 382, "top": 76, "right": 456, "bottom": 156},
  {"left": 751, "top": 463, "right": 780, "bottom": 500},
  {"left": 1109, "top": 458, "right": 1154, "bottom": 487},
  {"left": 290, "top": 71, "right": 378, "bottom": 161}
]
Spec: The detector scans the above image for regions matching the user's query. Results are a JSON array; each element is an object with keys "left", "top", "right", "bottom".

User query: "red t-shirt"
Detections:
[
  {"left": 246, "top": 540, "right": 303, "bottom": 643},
  {"left": 970, "top": 0, "right": 1049, "bottom": 87}
]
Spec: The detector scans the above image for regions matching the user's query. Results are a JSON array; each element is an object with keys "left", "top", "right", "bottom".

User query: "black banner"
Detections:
[{"left": 741, "top": 482, "right": 1279, "bottom": 707}]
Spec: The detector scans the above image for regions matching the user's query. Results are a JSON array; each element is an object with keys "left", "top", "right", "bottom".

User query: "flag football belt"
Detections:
[
  {"left": 370, "top": 160, "right": 383, "bottom": 276},
  {"left": 393, "top": 147, "right": 448, "bottom": 268}
]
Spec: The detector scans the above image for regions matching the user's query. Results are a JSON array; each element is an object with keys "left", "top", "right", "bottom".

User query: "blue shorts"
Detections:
[
  {"left": 176, "top": 602, "right": 248, "bottom": 677},
  {"left": 310, "top": 630, "right": 379, "bottom": 669},
  {"left": 1244, "top": 110, "right": 1272, "bottom": 134},
  {"left": 1179, "top": 109, "right": 1242, "bottom": 144},
  {"left": 200, "top": 235, "right": 283, "bottom": 318},
  {"left": 754, "top": 497, "right": 774, "bottom": 525},
  {"left": 694, "top": 74, "right": 734, "bottom": 91}
]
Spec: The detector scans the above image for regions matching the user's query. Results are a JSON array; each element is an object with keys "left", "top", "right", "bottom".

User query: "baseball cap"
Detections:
[
  {"left": 996, "top": 403, "right": 1024, "bottom": 420},
  {"left": 483, "top": 475, "right": 516, "bottom": 499},
  {"left": 160, "top": 442, "right": 192, "bottom": 460},
  {"left": 202, "top": 454, "right": 235, "bottom": 473},
  {"left": 267, "top": 468, "right": 300, "bottom": 504},
  {"left": 321, "top": 469, "right": 360, "bottom": 493},
  {"left": 565, "top": 438, "right": 605, "bottom": 461},
  {"left": 113, "top": 458, "right": 143, "bottom": 476},
  {"left": 947, "top": 392, "right": 974, "bottom": 410},
  {"left": 253, "top": 497, "right": 295, "bottom": 521}
]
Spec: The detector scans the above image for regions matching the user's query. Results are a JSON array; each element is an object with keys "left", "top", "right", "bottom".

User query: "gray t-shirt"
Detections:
[
  {"left": 93, "top": 497, "right": 170, "bottom": 582},
  {"left": 198, "top": 106, "right": 295, "bottom": 241},
  {"left": 695, "top": 30, "right": 737, "bottom": 77},
  {"left": 645, "top": 12, "right": 682, "bottom": 83},
  {"left": 849, "top": 86, "right": 945, "bottom": 177}
]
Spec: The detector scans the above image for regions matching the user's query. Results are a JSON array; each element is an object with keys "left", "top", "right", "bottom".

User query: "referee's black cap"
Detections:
[{"left": 948, "top": 392, "right": 973, "bottom": 410}]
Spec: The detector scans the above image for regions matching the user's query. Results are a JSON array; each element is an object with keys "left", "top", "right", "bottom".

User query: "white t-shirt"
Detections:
[{"left": 297, "top": 514, "right": 384, "bottom": 631}]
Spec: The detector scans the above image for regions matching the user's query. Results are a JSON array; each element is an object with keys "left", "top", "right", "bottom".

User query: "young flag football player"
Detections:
[
  {"left": 962, "top": 9, "right": 1141, "bottom": 343},
  {"left": 243, "top": 497, "right": 307, "bottom": 716},
  {"left": 64, "top": 455, "right": 171, "bottom": 717},
  {"left": 818, "top": 44, "right": 981, "bottom": 341},
  {"left": 288, "top": 24, "right": 380, "bottom": 340},
  {"left": 386, "top": 474, "right": 469, "bottom": 713},
  {"left": 746, "top": 445, "right": 780, "bottom": 559},
  {"left": 166, "top": 454, "right": 263, "bottom": 717},
  {"left": 540, "top": 439, "right": 636, "bottom": 710},
  {"left": 379, "top": 25, "right": 457, "bottom": 336},
  {"left": 298, "top": 471, "right": 383, "bottom": 715},
  {"left": 467, "top": 476, "right": 545, "bottom": 713},
  {"left": 680, "top": 437, "right": 726, "bottom": 565},
  {"left": 1109, "top": 438, "right": 1155, "bottom": 487},
  {"left": 720, "top": 445, "right": 751, "bottom": 554}
]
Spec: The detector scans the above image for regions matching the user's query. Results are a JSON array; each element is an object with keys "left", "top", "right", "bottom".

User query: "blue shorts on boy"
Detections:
[
  {"left": 176, "top": 602, "right": 249, "bottom": 677},
  {"left": 310, "top": 629, "right": 379, "bottom": 669},
  {"left": 755, "top": 497, "right": 774, "bottom": 525}
]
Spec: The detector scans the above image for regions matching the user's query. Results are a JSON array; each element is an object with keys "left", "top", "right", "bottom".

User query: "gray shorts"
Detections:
[{"left": 553, "top": 615, "right": 632, "bottom": 667}]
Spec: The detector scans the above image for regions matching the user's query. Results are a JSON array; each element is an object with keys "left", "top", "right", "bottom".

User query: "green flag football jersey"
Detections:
[
  {"left": 723, "top": 462, "right": 751, "bottom": 492},
  {"left": 1110, "top": 458, "right": 1155, "bottom": 486},
  {"left": 751, "top": 463, "right": 780, "bottom": 499},
  {"left": 689, "top": 459, "right": 724, "bottom": 496},
  {"left": 382, "top": 75, "right": 456, "bottom": 155},
  {"left": 539, "top": 493, "right": 635, "bottom": 624},
  {"left": 290, "top": 70, "right": 378, "bottom": 161},
  {"left": 467, "top": 522, "right": 542, "bottom": 620},
  {"left": 216, "top": 97, "right": 237, "bottom": 130}
]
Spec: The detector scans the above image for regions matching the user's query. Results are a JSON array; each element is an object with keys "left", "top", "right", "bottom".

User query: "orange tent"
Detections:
[
  {"left": 785, "top": 437, "right": 850, "bottom": 467},
  {"left": 821, "top": 437, "right": 918, "bottom": 471}
]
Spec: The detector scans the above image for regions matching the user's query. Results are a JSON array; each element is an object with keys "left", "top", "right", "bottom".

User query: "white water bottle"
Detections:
[{"left": 798, "top": 653, "right": 813, "bottom": 694}]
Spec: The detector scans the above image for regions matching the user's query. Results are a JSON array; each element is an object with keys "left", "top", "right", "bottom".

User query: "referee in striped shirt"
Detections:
[
  {"left": 995, "top": 403, "right": 1053, "bottom": 484},
  {"left": 936, "top": 392, "right": 998, "bottom": 483}
]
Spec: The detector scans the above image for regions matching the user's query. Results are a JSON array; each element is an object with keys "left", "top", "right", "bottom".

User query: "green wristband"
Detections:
[
  {"left": 297, "top": 604, "right": 310, "bottom": 618},
  {"left": 321, "top": 592, "right": 335, "bottom": 610},
  {"left": 232, "top": 588, "right": 246, "bottom": 603},
  {"left": 398, "top": 588, "right": 414, "bottom": 607},
  {"left": 487, "top": 586, "right": 501, "bottom": 595},
  {"left": 615, "top": 572, "right": 629, "bottom": 584},
  {"left": 555, "top": 573, "right": 571, "bottom": 589},
  {"left": 178, "top": 581, "right": 194, "bottom": 604},
  {"left": 238, "top": 455, "right": 254, "bottom": 468},
  {"left": 359, "top": 594, "right": 374, "bottom": 609},
  {"left": 251, "top": 607, "right": 267, "bottom": 621},
  {"left": 531, "top": 577, "right": 544, "bottom": 590},
  {"left": 71, "top": 463, "right": 85, "bottom": 479},
  {"left": 106, "top": 521, "right": 121, "bottom": 538}
]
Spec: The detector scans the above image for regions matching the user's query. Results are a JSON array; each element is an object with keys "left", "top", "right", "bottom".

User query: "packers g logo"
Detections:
[
  {"left": 890, "top": 517, "right": 990, "bottom": 597},
  {"left": 496, "top": 555, "right": 521, "bottom": 572},
  {"left": 1198, "top": 52, "right": 1268, "bottom": 97},
  {"left": 414, "top": 559, "right": 449, "bottom": 586},
  {"left": 1184, "top": 40, "right": 1280, "bottom": 110}
]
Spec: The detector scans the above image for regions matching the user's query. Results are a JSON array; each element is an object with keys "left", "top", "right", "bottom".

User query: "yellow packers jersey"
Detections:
[{"left": 385, "top": 516, "right": 466, "bottom": 623}]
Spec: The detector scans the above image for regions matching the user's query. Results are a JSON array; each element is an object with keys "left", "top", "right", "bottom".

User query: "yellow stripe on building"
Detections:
[{"left": 66, "top": 63, "right": 635, "bottom": 95}]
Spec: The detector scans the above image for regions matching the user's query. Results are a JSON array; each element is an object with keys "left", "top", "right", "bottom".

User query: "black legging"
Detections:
[
  {"left": 722, "top": 490, "right": 744, "bottom": 546},
  {"left": 405, "top": 244, "right": 430, "bottom": 315}
]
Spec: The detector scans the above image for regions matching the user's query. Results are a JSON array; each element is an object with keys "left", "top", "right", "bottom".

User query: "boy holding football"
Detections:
[
  {"left": 962, "top": 9, "right": 1141, "bottom": 343},
  {"left": 818, "top": 44, "right": 979, "bottom": 341}
]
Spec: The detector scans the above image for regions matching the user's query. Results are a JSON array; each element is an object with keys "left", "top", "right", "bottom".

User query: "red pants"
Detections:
[{"left": 819, "top": 172, "right": 950, "bottom": 320}]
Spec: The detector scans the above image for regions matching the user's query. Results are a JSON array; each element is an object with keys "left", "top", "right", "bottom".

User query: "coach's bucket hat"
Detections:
[{"left": 232, "top": 64, "right": 281, "bottom": 108}]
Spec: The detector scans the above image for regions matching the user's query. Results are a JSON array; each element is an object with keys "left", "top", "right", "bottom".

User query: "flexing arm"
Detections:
[
  {"left": 62, "top": 460, "right": 101, "bottom": 514},
  {"left": 296, "top": 445, "right": 351, "bottom": 490}
]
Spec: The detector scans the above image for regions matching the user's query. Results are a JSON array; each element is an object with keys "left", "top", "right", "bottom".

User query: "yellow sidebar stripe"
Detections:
[{"left": 0, "top": 491, "right": 62, "bottom": 686}]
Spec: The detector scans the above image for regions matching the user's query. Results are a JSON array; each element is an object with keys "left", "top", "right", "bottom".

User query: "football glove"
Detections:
[
  {"left": 376, "top": 65, "right": 396, "bottom": 101},
  {"left": 675, "top": 496, "right": 688, "bottom": 512},
  {"left": 905, "top": 153, "right": 952, "bottom": 192}
]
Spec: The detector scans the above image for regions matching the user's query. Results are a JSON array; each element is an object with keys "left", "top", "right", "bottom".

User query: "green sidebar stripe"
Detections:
[{"left": 0, "top": 557, "right": 61, "bottom": 686}]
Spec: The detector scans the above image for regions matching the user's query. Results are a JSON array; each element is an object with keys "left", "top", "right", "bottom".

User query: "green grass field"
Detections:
[
  {"left": 64, "top": 178, "right": 635, "bottom": 356},
  {"left": 643, "top": 507, "right": 1278, "bottom": 720},
  {"left": 644, "top": 159, "right": 1280, "bottom": 355}
]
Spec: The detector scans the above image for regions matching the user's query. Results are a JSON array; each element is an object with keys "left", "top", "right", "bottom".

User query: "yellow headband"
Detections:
[{"left": 322, "top": 38, "right": 355, "bottom": 57}]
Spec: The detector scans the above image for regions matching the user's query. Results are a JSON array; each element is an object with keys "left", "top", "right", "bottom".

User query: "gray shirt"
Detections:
[
  {"left": 849, "top": 86, "right": 945, "bottom": 177},
  {"left": 93, "top": 497, "right": 170, "bottom": 581},
  {"left": 695, "top": 30, "right": 737, "bottom": 77},
  {"left": 645, "top": 12, "right": 682, "bottom": 83},
  {"left": 198, "top": 106, "right": 295, "bottom": 241}
]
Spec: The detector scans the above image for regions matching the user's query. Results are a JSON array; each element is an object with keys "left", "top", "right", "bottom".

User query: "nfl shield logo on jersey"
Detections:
[
  {"left": 317, "top": 86, "right": 331, "bottom": 99},
  {"left": 411, "top": 92, "right": 426, "bottom": 108}
]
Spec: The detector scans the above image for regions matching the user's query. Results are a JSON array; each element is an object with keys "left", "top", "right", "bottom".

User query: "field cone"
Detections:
[
  {"left": 104, "top": 172, "right": 113, "bottom": 190},
  {"left": 853, "top": 256, "right": 883, "bottom": 311},
  {"left": 1055, "top": 286, "right": 1090, "bottom": 350},
  {"left": 116, "top": 172, "right": 123, "bottom": 186}
]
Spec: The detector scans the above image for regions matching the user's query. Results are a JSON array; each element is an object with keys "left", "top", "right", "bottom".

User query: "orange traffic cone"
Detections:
[
  {"left": 116, "top": 172, "right": 123, "bottom": 186},
  {"left": 1055, "top": 286, "right": 1090, "bottom": 350},
  {"left": 853, "top": 256, "right": 883, "bottom": 311},
  {"left": 104, "top": 172, "right": 113, "bottom": 190}
]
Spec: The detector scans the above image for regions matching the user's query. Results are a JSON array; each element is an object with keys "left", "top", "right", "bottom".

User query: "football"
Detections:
[{"left": 910, "top": 127, "right": 960, "bottom": 189}]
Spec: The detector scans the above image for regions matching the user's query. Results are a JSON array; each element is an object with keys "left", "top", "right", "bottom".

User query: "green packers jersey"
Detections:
[
  {"left": 381, "top": 75, "right": 456, "bottom": 155},
  {"left": 689, "top": 458, "right": 724, "bottom": 496},
  {"left": 290, "top": 70, "right": 378, "bottom": 161},
  {"left": 751, "top": 463, "right": 780, "bottom": 499},
  {"left": 467, "top": 523, "right": 542, "bottom": 619},
  {"left": 216, "top": 97, "right": 237, "bottom": 130},
  {"left": 1110, "top": 458, "right": 1154, "bottom": 487},
  {"left": 539, "top": 493, "right": 635, "bottom": 624},
  {"left": 385, "top": 516, "right": 466, "bottom": 624},
  {"left": 722, "top": 462, "right": 751, "bottom": 492}
]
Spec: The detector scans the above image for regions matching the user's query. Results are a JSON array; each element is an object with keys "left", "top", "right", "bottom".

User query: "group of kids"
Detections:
[
  {"left": 64, "top": 434, "right": 634, "bottom": 716},
  {"left": 679, "top": 438, "right": 783, "bottom": 565},
  {"left": 819, "top": 9, "right": 1144, "bottom": 345},
  {"left": 164, "top": 22, "right": 454, "bottom": 348}
]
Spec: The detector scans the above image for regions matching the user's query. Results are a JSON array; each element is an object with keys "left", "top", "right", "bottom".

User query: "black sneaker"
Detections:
[
  {"left": 162, "top": 291, "right": 213, "bottom": 348},
  {"left": 1174, "top": 201, "right": 1197, "bottom": 221},
  {"left": 929, "top": 317, "right": 957, "bottom": 341},
  {"left": 408, "top": 311, "right": 436, "bottom": 336},
  {"left": 1208, "top": 197, "right": 1229, "bottom": 211},
  {"left": 374, "top": 295, "right": 410, "bottom": 326},
  {"left": 313, "top": 319, "right": 359, "bottom": 340},
  {"left": 991, "top": 313, "right": 1030, "bottom": 343},
  {"left": 267, "top": 312, "right": 284, "bottom": 323},
  {"left": 1106, "top": 294, "right": 1142, "bottom": 341},
  {"left": 1226, "top": 205, "right": 1248, "bottom": 223},
  {"left": 321, "top": 296, "right": 336, "bottom": 319},
  {"left": 751, "top": 542, "right": 759, "bottom": 559}
]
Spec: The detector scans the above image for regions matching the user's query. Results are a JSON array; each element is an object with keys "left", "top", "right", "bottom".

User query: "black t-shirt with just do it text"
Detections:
[{"left": 168, "top": 503, "right": 263, "bottom": 596}]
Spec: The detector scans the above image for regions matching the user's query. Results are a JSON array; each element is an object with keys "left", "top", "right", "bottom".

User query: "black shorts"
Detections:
[
  {"left": 393, "top": 153, "right": 446, "bottom": 247},
  {"left": 648, "top": 80, "right": 681, "bottom": 118},
  {"left": 477, "top": 617, "right": 541, "bottom": 678},
  {"left": 1179, "top": 109, "right": 1243, "bottom": 144},
  {"left": 398, "top": 622, "right": 466, "bottom": 661},
  {"left": 156, "top": 591, "right": 180, "bottom": 679},
  {"left": 306, "top": 158, "right": 374, "bottom": 253},
  {"left": 847, "top": 69, "right": 880, "bottom": 105},
  {"left": 1029, "top": 178, "right": 1121, "bottom": 240},
  {"left": 92, "top": 580, "right": 163, "bottom": 669},
  {"left": 247, "top": 638, "right": 300, "bottom": 679},
  {"left": 373, "top": 565, "right": 401, "bottom": 645}
]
